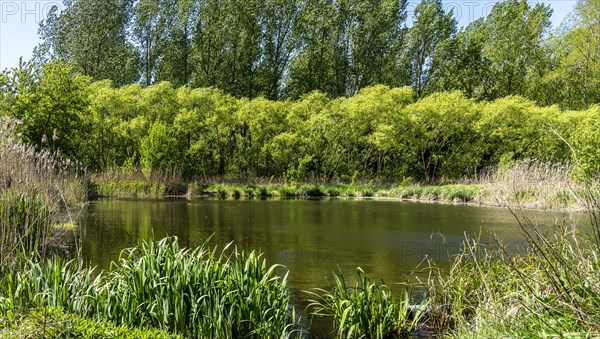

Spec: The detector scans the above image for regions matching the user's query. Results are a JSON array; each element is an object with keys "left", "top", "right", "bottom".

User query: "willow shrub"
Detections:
[
  {"left": 0, "top": 238, "right": 301, "bottom": 338},
  {"left": 5, "top": 63, "right": 598, "bottom": 182}
]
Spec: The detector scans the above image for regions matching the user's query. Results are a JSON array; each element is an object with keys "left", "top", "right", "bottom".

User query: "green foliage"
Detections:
[
  {"left": 426, "top": 223, "right": 600, "bottom": 337},
  {"left": 308, "top": 268, "right": 428, "bottom": 338},
  {"left": 21, "top": 0, "right": 600, "bottom": 111},
  {"left": 568, "top": 106, "right": 600, "bottom": 178},
  {"left": 2, "top": 61, "right": 91, "bottom": 161},
  {"left": 140, "top": 120, "right": 180, "bottom": 174},
  {"left": 1, "top": 60, "right": 597, "bottom": 183},
  {"left": 0, "top": 307, "right": 183, "bottom": 338},
  {"left": 388, "top": 184, "right": 482, "bottom": 202},
  {"left": 0, "top": 190, "right": 52, "bottom": 263},
  {"left": 406, "top": 0, "right": 456, "bottom": 96},
  {"left": 405, "top": 91, "right": 482, "bottom": 181},
  {"left": 0, "top": 238, "right": 301, "bottom": 338},
  {"left": 298, "top": 185, "right": 324, "bottom": 197},
  {"left": 35, "top": 0, "right": 139, "bottom": 85},
  {"left": 0, "top": 118, "right": 86, "bottom": 264},
  {"left": 482, "top": 0, "right": 552, "bottom": 97}
]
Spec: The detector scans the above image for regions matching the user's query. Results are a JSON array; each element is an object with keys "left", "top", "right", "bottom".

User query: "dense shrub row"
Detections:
[{"left": 2, "top": 63, "right": 600, "bottom": 183}]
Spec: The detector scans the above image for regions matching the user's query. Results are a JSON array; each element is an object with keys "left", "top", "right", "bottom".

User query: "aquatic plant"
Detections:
[
  {"left": 0, "top": 190, "right": 53, "bottom": 264},
  {"left": 308, "top": 268, "right": 428, "bottom": 338},
  {"left": 0, "top": 237, "right": 301, "bottom": 338},
  {"left": 424, "top": 212, "right": 600, "bottom": 337}
]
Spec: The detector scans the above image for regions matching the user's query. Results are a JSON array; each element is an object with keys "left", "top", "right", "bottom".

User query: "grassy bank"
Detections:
[
  {"left": 425, "top": 220, "right": 600, "bottom": 337},
  {"left": 1, "top": 307, "right": 183, "bottom": 338},
  {"left": 89, "top": 161, "right": 586, "bottom": 211}
]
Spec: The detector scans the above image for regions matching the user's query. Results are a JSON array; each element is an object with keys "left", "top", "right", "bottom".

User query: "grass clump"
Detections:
[
  {"left": 486, "top": 161, "right": 580, "bottom": 210},
  {"left": 389, "top": 184, "right": 482, "bottom": 203},
  {"left": 0, "top": 190, "right": 53, "bottom": 263},
  {"left": 100, "top": 238, "right": 299, "bottom": 337},
  {"left": 308, "top": 268, "right": 428, "bottom": 338},
  {"left": 215, "top": 184, "right": 229, "bottom": 198},
  {"left": 92, "top": 181, "right": 167, "bottom": 198},
  {"left": 257, "top": 185, "right": 272, "bottom": 197},
  {"left": 424, "top": 218, "right": 600, "bottom": 337},
  {"left": 0, "top": 117, "right": 84, "bottom": 266},
  {"left": 244, "top": 185, "right": 256, "bottom": 198},
  {"left": 298, "top": 184, "right": 324, "bottom": 197},
  {"left": 276, "top": 185, "right": 298, "bottom": 197},
  {"left": 0, "top": 237, "right": 301, "bottom": 338}
]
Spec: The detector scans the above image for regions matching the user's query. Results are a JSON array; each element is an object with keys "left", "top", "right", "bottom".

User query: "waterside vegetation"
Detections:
[
  {"left": 88, "top": 160, "right": 585, "bottom": 212},
  {"left": 0, "top": 238, "right": 301, "bottom": 338},
  {"left": 3, "top": 63, "right": 600, "bottom": 186},
  {"left": 2, "top": 0, "right": 600, "bottom": 335},
  {"left": 1, "top": 136, "right": 600, "bottom": 337}
]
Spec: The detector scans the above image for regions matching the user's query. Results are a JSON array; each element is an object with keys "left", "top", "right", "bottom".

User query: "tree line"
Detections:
[
  {"left": 2, "top": 62, "right": 599, "bottom": 182},
  {"left": 31, "top": 0, "right": 600, "bottom": 110}
]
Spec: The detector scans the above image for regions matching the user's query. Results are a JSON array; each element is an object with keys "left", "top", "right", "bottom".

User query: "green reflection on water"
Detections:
[{"left": 80, "top": 198, "right": 584, "bottom": 292}]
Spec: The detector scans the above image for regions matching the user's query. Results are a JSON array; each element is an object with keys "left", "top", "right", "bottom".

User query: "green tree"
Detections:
[
  {"left": 35, "top": 0, "right": 139, "bottom": 85},
  {"left": 4, "top": 61, "right": 91, "bottom": 160},
  {"left": 406, "top": 0, "right": 456, "bottom": 97},
  {"left": 348, "top": 0, "right": 406, "bottom": 93},
  {"left": 285, "top": 0, "right": 337, "bottom": 98},
  {"left": 140, "top": 120, "right": 180, "bottom": 173},
  {"left": 427, "top": 19, "right": 494, "bottom": 100},
  {"left": 191, "top": 0, "right": 261, "bottom": 98},
  {"left": 561, "top": 0, "right": 600, "bottom": 108},
  {"left": 132, "top": 0, "right": 165, "bottom": 86},
  {"left": 482, "top": 0, "right": 552, "bottom": 97},
  {"left": 257, "top": 0, "right": 301, "bottom": 100},
  {"left": 156, "top": 0, "right": 198, "bottom": 86},
  {"left": 403, "top": 91, "right": 482, "bottom": 181}
]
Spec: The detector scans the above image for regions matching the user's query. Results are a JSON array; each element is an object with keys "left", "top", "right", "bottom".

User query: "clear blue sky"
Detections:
[{"left": 0, "top": 0, "right": 578, "bottom": 71}]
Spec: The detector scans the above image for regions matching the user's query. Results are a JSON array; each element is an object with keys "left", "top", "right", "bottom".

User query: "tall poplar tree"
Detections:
[
  {"left": 35, "top": 0, "right": 139, "bottom": 85},
  {"left": 405, "top": 0, "right": 456, "bottom": 97},
  {"left": 482, "top": 0, "right": 552, "bottom": 97}
]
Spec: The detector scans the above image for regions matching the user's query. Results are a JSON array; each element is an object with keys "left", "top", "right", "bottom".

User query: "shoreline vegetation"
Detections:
[
  {"left": 2, "top": 117, "right": 600, "bottom": 337},
  {"left": 2, "top": 0, "right": 600, "bottom": 334},
  {"left": 88, "top": 160, "right": 585, "bottom": 212},
  {"left": 2, "top": 77, "right": 600, "bottom": 336}
]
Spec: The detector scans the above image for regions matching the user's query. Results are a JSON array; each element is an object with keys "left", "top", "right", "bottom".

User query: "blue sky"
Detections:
[{"left": 0, "top": 0, "right": 578, "bottom": 71}]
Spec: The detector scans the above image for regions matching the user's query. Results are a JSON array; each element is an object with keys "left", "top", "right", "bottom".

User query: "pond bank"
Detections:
[{"left": 88, "top": 179, "right": 587, "bottom": 212}]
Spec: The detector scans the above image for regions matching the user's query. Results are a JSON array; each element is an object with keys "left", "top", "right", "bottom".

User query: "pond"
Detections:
[{"left": 79, "top": 198, "right": 586, "bottom": 336}]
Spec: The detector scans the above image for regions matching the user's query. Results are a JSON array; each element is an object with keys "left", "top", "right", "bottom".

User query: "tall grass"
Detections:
[
  {"left": 308, "top": 268, "right": 428, "bottom": 338},
  {"left": 90, "top": 168, "right": 186, "bottom": 198},
  {"left": 486, "top": 160, "right": 581, "bottom": 210},
  {"left": 0, "top": 237, "right": 301, "bottom": 338},
  {"left": 419, "top": 169, "right": 600, "bottom": 338},
  {"left": 0, "top": 117, "right": 86, "bottom": 207},
  {"left": 0, "top": 117, "right": 85, "bottom": 265},
  {"left": 423, "top": 227, "right": 600, "bottom": 337},
  {"left": 0, "top": 190, "right": 53, "bottom": 265},
  {"left": 388, "top": 184, "right": 482, "bottom": 203}
]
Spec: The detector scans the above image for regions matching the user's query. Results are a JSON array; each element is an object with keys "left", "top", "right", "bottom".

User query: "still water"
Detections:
[
  {"left": 79, "top": 198, "right": 587, "bottom": 336},
  {"left": 80, "top": 198, "right": 586, "bottom": 293}
]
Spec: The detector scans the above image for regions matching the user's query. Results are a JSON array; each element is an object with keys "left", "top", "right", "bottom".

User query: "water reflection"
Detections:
[{"left": 80, "top": 198, "right": 585, "bottom": 292}]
